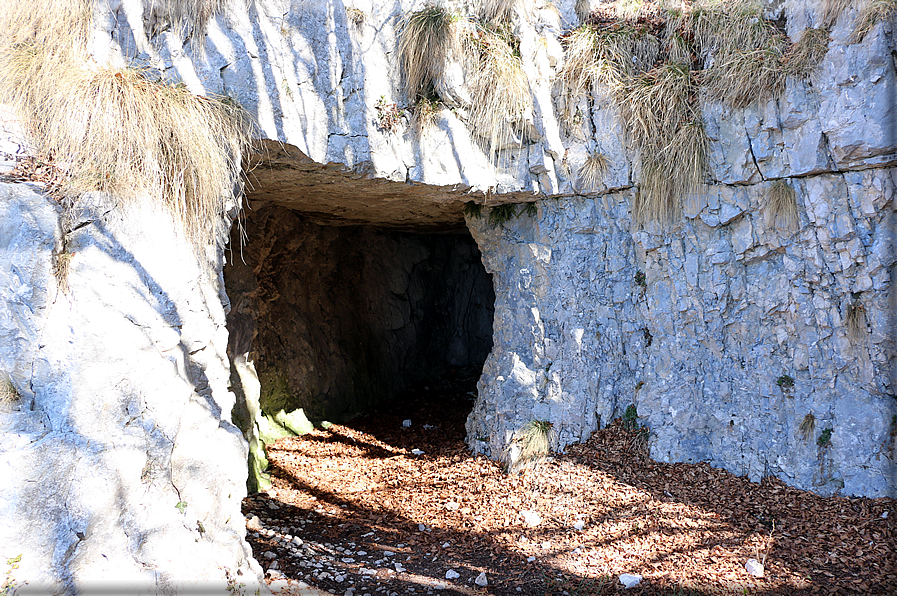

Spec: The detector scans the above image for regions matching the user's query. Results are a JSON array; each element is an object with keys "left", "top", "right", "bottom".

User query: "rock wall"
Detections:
[
  {"left": 0, "top": 184, "right": 263, "bottom": 593},
  {"left": 225, "top": 204, "right": 494, "bottom": 431}
]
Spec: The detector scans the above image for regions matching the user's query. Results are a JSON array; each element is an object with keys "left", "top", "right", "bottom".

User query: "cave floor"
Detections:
[{"left": 243, "top": 371, "right": 896, "bottom": 596}]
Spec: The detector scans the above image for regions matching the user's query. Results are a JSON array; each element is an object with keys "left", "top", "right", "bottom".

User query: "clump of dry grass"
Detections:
[
  {"left": 478, "top": 0, "right": 519, "bottom": 23},
  {"left": 464, "top": 22, "right": 532, "bottom": 158},
  {"left": 820, "top": 0, "right": 854, "bottom": 27},
  {"left": 54, "top": 251, "right": 74, "bottom": 294},
  {"left": 845, "top": 300, "right": 867, "bottom": 341},
  {"left": 0, "top": 374, "right": 19, "bottom": 407},
  {"left": 412, "top": 96, "right": 442, "bottom": 134},
  {"left": 560, "top": 23, "right": 660, "bottom": 97},
  {"left": 146, "top": 0, "right": 230, "bottom": 43},
  {"left": 783, "top": 27, "right": 831, "bottom": 78},
  {"left": 577, "top": 152, "right": 609, "bottom": 193},
  {"left": 504, "top": 419, "right": 555, "bottom": 473},
  {"left": 398, "top": 3, "right": 457, "bottom": 101},
  {"left": 0, "top": 0, "right": 253, "bottom": 252},
  {"left": 799, "top": 412, "right": 816, "bottom": 442},
  {"left": 696, "top": 0, "right": 791, "bottom": 108},
  {"left": 764, "top": 179, "right": 799, "bottom": 230},
  {"left": 621, "top": 62, "right": 707, "bottom": 223},
  {"left": 850, "top": 0, "right": 897, "bottom": 43}
]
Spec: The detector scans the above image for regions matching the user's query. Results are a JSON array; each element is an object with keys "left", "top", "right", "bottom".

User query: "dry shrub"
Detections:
[
  {"left": 398, "top": 3, "right": 457, "bottom": 101},
  {"left": 577, "top": 152, "right": 609, "bottom": 193},
  {"left": 850, "top": 0, "right": 897, "bottom": 43},
  {"left": 784, "top": 27, "right": 831, "bottom": 78},
  {"left": 765, "top": 179, "right": 799, "bottom": 230},
  {"left": 0, "top": 0, "right": 253, "bottom": 251},
  {"left": 464, "top": 23, "right": 532, "bottom": 158},
  {"left": 621, "top": 63, "right": 707, "bottom": 223},
  {"left": 504, "top": 420, "right": 555, "bottom": 473},
  {"left": 412, "top": 96, "right": 442, "bottom": 134},
  {"left": 54, "top": 252, "right": 74, "bottom": 294}
]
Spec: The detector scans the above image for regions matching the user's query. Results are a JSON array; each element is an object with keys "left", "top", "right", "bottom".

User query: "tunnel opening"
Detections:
[{"left": 224, "top": 202, "right": 495, "bottom": 447}]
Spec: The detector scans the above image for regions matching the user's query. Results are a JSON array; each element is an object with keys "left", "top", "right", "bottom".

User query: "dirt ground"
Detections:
[{"left": 243, "top": 369, "right": 896, "bottom": 596}]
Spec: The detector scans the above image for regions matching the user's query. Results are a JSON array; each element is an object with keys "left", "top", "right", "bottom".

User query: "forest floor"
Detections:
[{"left": 242, "top": 369, "right": 896, "bottom": 596}]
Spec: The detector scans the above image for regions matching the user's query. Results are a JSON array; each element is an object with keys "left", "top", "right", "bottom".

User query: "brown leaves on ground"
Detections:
[{"left": 244, "top": 371, "right": 896, "bottom": 595}]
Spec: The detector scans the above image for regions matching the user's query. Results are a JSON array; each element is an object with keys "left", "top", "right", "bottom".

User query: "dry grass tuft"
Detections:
[
  {"left": 820, "top": 0, "right": 855, "bottom": 27},
  {"left": 577, "top": 152, "right": 609, "bottom": 193},
  {"left": 505, "top": 419, "right": 555, "bottom": 473},
  {"left": 799, "top": 412, "right": 816, "bottom": 442},
  {"left": 464, "top": 23, "right": 532, "bottom": 158},
  {"left": 0, "top": 374, "right": 19, "bottom": 407},
  {"left": 0, "top": 0, "right": 253, "bottom": 252},
  {"left": 850, "top": 0, "right": 897, "bottom": 43},
  {"left": 845, "top": 300, "right": 867, "bottom": 341},
  {"left": 784, "top": 27, "right": 831, "bottom": 78},
  {"left": 621, "top": 62, "right": 707, "bottom": 223},
  {"left": 765, "top": 179, "right": 799, "bottom": 230},
  {"left": 54, "top": 252, "right": 74, "bottom": 294},
  {"left": 560, "top": 23, "right": 660, "bottom": 97},
  {"left": 478, "top": 0, "right": 519, "bottom": 23},
  {"left": 412, "top": 96, "right": 442, "bottom": 134},
  {"left": 398, "top": 3, "right": 457, "bottom": 101},
  {"left": 146, "top": 0, "right": 230, "bottom": 43}
]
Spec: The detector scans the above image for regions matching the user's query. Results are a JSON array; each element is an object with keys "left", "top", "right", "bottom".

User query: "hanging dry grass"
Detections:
[
  {"left": 799, "top": 412, "right": 816, "bottom": 442},
  {"left": 464, "top": 23, "right": 532, "bottom": 158},
  {"left": 845, "top": 300, "right": 867, "bottom": 341},
  {"left": 478, "top": 0, "right": 519, "bottom": 23},
  {"left": 764, "top": 179, "right": 799, "bottom": 230},
  {"left": 0, "top": 0, "right": 253, "bottom": 251},
  {"left": 560, "top": 23, "right": 660, "bottom": 98},
  {"left": 783, "top": 27, "right": 831, "bottom": 78},
  {"left": 412, "top": 96, "right": 442, "bottom": 134},
  {"left": 621, "top": 62, "right": 707, "bottom": 223},
  {"left": 820, "top": 0, "right": 855, "bottom": 27},
  {"left": 577, "top": 152, "right": 609, "bottom": 193},
  {"left": 146, "top": 0, "right": 231, "bottom": 42},
  {"left": 0, "top": 374, "right": 19, "bottom": 407},
  {"left": 850, "top": 0, "right": 897, "bottom": 43},
  {"left": 398, "top": 3, "right": 457, "bottom": 101}
]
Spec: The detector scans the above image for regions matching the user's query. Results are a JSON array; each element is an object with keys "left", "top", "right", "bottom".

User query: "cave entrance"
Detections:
[{"left": 224, "top": 202, "right": 494, "bottom": 441}]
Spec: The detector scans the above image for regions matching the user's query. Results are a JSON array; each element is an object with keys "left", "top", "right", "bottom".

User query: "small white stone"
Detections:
[
  {"left": 474, "top": 572, "right": 487, "bottom": 587},
  {"left": 445, "top": 570, "right": 460, "bottom": 580},
  {"left": 526, "top": 556, "right": 536, "bottom": 562},
  {"left": 541, "top": 542, "right": 551, "bottom": 550},
  {"left": 521, "top": 510, "right": 542, "bottom": 527},
  {"left": 394, "top": 563, "right": 406, "bottom": 573},
  {"left": 573, "top": 521, "right": 585, "bottom": 531},
  {"left": 411, "top": 449, "right": 424, "bottom": 455},
  {"left": 445, "top": 502, "right": 459, "bottom": 511},
  {"left": 357, "top": 550, "right": 367, "bottom": 556},
  {"left": 263, "top": 551, "right": 277, "bottom": 559},
  {"left": 342, "top": 558, "right": 355, "bottom": 563},
  {"left": 384, "top": 551, "right": 395, "bottom": 556},
  {"left": 882, "top": 511, "right": 889, "bottom": 519},
  {"left": 403, "top": 419, "right": 412, "bottom": 427},
  {"left": 619, "top": 574, "right": 642, "bottom": 589},
  {"left": 745, "top": 558, "right": 764, "bottom": 577},
  {"left": 441, "top": 542, "right": 450, "bottom": 548},
  {"left": 418, "top": 524, "right": 426, "bottom": 531}
]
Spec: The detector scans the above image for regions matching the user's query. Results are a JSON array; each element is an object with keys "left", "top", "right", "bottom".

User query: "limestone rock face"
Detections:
[
  {"left": 0, "top": 184, "right": 262, "bottom": 593},
  {"left": 466, "top": 168, "right": 896, "bottom": 498}
]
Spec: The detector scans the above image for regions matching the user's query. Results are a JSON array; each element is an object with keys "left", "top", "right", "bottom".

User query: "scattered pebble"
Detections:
[
  {"left": 745, "top": 558, "right": 764, "bottom": 578},
  {"left": 445, "top": 570, "right": 460, "bottom": 580},
  {"left": 573, "top": 521, "right": 585, "bottom": 531},
  {"left": 526, "top": 556, "right": 536, "bottom": 562},
  {"left": 444, "top": 502, "right": 459, "bottom": 511},
  {"left": 411, "top": 449, "right": 425, "bottom": 455},
  {"left": 263, "top": 551, "right": 278, "bottom": 559},
  {"left": 619, "top": 574, "right": 642, "bottom": 589},
  {"left": 246, "top": 515, "right": 263, "bottom": 531},
  {"left": 402, "top": 420, "right": 412, "bottom": 427},
  {"left": 521, "top": 510, "right": 542, "bottom": 527},
  {"left": 394, "top": 563, "right": 406, "bottom": 573},
  {"left": 474, "top": 572, "right": 488, "bottom": 587}
]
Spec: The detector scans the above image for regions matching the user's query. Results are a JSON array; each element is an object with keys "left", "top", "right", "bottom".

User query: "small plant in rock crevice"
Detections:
[
  {"left": 375, "top": 96, "right": 404, "bottom": 133},
  {"left": 634, "top": 270, "right": 646, "bottom": 288},
  {"left": 850, "top": 0, "right": 897, "bottom": 44},
  {"left": 1, "top": 554, "right": 24, "bottom": 596},
  {"left": 577, "top": 152, "right": 609, "bottom": 193},
  {"left": 776, "top": 374, "right": 794, "bottom": 389},
  {"left": 488, "top": 203, "right": 518, "bottom": 227},
  {"left": 622, "top": 404, "right": 639, "bottom": 431},
  {"left": 817, "top": 427, "right": 834, "bottom": 448},
  {"left": 462, "top": 201, "right": 483, "bottom": 219}
]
